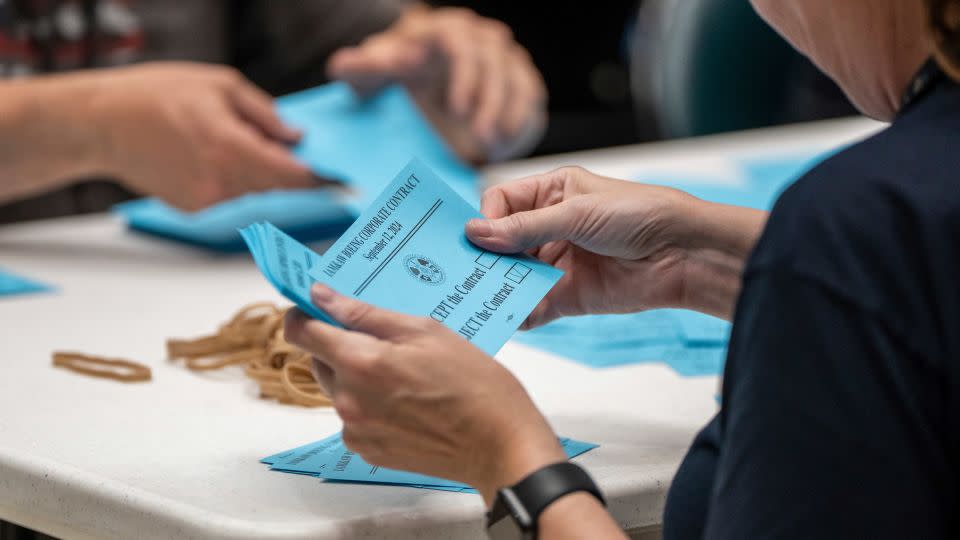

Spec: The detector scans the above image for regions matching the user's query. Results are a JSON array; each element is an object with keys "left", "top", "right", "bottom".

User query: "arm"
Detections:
[
  {"left": 0, "top": 62, "right": 315, "bottom": 210},
  {"left": 680, "top": 200, "right": 767, "bottom": 319},
  {"left": 464, "top": 166, "right": 767, "bottom": 325},
  {"left": 0, "top": 77, "right": 110, "bottom": 203}
]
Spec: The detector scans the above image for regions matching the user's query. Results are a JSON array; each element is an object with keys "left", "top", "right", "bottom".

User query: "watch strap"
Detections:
[{"left": 487, "top": 462, "right": 604, "bottom": 536}]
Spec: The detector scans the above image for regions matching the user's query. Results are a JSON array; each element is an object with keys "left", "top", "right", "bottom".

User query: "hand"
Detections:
[
  {"left": 465, "top": 167, "right": 768, "bottom": 326},
  {"left": 327, "top": 6, "right": 546, "bottom": 163},
  {"left": 89, "top": 62, "right": 316, "bottom": 210},
  {"left": 284, "top": 283, "right": 565, "bottom": 504}
]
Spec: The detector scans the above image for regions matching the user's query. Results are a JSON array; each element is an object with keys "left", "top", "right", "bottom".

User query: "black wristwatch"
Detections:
[{"left": 485, "top": 462, "right": 605, "bottom": 540}]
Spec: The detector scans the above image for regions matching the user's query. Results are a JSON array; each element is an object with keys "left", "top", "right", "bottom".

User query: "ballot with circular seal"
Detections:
[
  {"left": 404, "top": 254, "right": 445, "bottom": 285},
  {"left": 241, "top": 158, "right": 563, "bottom": 356}
]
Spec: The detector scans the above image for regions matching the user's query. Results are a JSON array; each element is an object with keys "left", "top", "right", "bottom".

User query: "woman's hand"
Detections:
[
  {"left": 327, "top": 6, "right": 546, "bottom": 163},
  {"left": 466, "top": 167, "right": 768, "bottom": 326},
  {"left": 284, "top": 283, "right": 565, "bottom": 504}
]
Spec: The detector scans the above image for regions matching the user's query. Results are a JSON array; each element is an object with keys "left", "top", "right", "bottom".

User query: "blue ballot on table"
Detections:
[
  {"left": 241, "top": 159, "right": 563, "bottom": 356},
  {"left": 115, "top": 190, "right": 355, "bottom": 252},
  {"left": 0, "top": 267, "right": 51, "bottom": 297},
  {"left": 115, "top": 82, "right": 479, "bottom": 251},
  {"left": 263, "top": 432, "right": 599, "bottom": 493}
]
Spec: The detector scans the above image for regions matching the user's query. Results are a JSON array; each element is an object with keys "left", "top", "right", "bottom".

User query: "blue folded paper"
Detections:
[
  {"left": 278, "top": 82, "right": 479, "bottom": 209},
  {"left": 0, "top": 267, "right": 51, "bottom": 297},
  {"left": 263, "top": 432, "right": 599, "bottom": 493},
  {"left": 241, "top": 159, "right": 563, "bottom": 356},
  {"left": 115, "top": 82, "right": 479, "bottom": 252}
]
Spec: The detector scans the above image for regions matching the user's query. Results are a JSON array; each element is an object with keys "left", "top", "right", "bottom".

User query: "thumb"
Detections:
[
  {"left": 327, "top": 48, "right": 394, "bottom": 96},
  {"left": 465, "top": 199, "right": 583, "bottom": 253}
]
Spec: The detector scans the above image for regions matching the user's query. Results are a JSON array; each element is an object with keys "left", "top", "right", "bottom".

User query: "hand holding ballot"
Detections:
[
  {"left": 242, "top": 160, "right": 566, "bottom": 501},
  {"left": 327, "top": 6, "right": 546, "bottom": 163},
  {"left": 284, "top": 287, "right": 566, "bottom": 504},
  {"left": 0, "top": 62, "right": 318, "bottom": 212},
  {"left": 465, "top": 166, "right": 769, "bottom": 324},
  {"left": 95, "top": 63, "right": 319, "bottom": 211}
]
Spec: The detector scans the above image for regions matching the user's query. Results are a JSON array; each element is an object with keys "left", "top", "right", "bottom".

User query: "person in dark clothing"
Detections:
[{"left": 279, "top": 0, "right": 960, "bottom": 537}]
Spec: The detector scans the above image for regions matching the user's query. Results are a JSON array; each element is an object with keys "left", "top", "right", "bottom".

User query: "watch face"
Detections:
[{"left": 487, "top": 488, "right": 535, "bottom": 540}]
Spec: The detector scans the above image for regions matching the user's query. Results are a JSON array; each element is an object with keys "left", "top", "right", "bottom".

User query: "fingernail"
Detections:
[
  {"left": 311, "top": 284, "right": 335, "bottom": 305},
  {"left": 467, "top": 219, "right": 492, "bottom": 238}
]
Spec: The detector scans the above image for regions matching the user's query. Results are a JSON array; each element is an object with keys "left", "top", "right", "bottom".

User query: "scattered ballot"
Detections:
[
  {"left": 241, "top": 158, "right": 563, "bottom": 356},
  {"left": 262, "top": 432, "right": 598, "bottom": 493},
  {"left": 0, "top": 267, "right": 51, "bottom": 297}
]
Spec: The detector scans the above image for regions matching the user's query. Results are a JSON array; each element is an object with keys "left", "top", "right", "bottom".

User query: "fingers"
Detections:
[
  {"left": 521, "top": 300, "right": 560, "bottom": 331},
  {"left": 228, "top": 79, "right": 302, "bottom": 145},
  {"left": 466, "top": 198, "right": 584, "bottom": 253},
  {"left": 283, "top": 308, "right": 383, "bottom": 370},
  {"left": 309, "top": 284, "right": 423, "bottom": 339},
  {"left": 466, "top": 168, "right": 579, "bottom": 248},
  {"left": 310, "top": 356, "right": 336, "bottom": 397},
  {"left": 218, "top": 117, "right": 316, "bottom": 192},
  {"left": 433, "top": 30, "right": 480, "bottom": 118},
  {"left": 500, "top": 49, "right": 546, "bottom": 138},
  {"left": 327, "top": 35, "right": 428, "bottom": 96},
  {"left": 469, "top": 33, "right": 509, "bottom": 143}
]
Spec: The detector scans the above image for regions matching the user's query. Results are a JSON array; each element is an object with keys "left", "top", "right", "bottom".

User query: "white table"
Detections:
[{"left": 0, "top": 117, "right": 884, "bottom": 540}]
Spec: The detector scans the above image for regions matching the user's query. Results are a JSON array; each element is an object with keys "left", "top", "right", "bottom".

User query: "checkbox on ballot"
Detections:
[{"left": 504, "top": 262, "right": 532, "bottom": 284}]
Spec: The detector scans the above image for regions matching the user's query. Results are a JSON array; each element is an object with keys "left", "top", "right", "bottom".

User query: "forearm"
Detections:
[
  {"left": 681, "top": 200, "right": 768, "bottom": 320},
  {"left": 0, "top": 73, "right": 110, "bottom": 204},
  {"left": 538, "top": 493, "right": 627, "bottom": 539}
]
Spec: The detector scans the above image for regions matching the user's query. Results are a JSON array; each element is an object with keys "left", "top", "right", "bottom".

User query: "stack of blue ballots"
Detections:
[
  {"left": 115, "top": 82, "right": 479, "bottom": 252},
  {"left": 514, "top": 150, "right": 836, "bottom": 376},
  {"left": 515, "top": 309, "right": 730, "bottom": 376},
  {"left": 261, "top": 432, "right": 598, "bottom": 493},
  {"left": 116, "top": 190, "right": 355, "bottom": 252},
  {"left": 0, "top": 267, "right": 51, "bottom": 297},
  {"left": 241, "top": 158, "right": 563, "bottom": 356}
]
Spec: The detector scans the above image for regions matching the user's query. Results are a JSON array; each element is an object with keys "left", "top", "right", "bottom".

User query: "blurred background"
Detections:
[
  {"left": 432, "top": 0, "right": 856, "bottom": 155},
  {"left": 0, "top": 0, "right": 862, "bottom": 225}
]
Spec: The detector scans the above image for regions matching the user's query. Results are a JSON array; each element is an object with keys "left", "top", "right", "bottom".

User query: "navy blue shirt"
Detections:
[{"left": 664, "top": 71, "right": 960, "bottom": 538}]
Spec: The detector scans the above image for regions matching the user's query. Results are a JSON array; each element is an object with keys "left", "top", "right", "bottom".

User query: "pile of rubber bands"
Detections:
[
  {"left": 52, "top": 302, "right": 331, "bottom": 408},
  {"left": 167, "top": 302, "right": 331, "bottom": 407}
]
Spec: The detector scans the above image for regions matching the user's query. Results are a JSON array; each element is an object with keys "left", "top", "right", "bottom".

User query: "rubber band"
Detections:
[
  {"left": 168, "top": 302, "right": 332, "bottom": 408},
  {"left": 52, "top": 352, "right": 152, "bottom": 383}
]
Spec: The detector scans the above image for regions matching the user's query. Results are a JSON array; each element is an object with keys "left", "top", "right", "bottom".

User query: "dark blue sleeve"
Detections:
[{"left": 703, "top": 269, "right": 956, "bottom": 538}]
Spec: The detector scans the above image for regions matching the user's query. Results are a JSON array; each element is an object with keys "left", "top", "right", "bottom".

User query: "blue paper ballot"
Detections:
[
  {"left": 260, "top": 434, "right": 342, "bottom": 466},
  {"left": 513, "top": 309, "right": 730, "bottom": 374},
  {"left": 267, "top": 434, "right": 598, "bottom": 493},
  {"left": 0, "top": 267, "right": 51, "bottom": 297},
  {"left": 277, "top": 82, "right": 480, "bottom": 209},
  {"left": 115, "top": 190, "right": 355, "bottom": 252},
  {"left": 663, "top": 345, "right": 728, "bottom": 377},
  {"left": 115, "top": 82, "right": 480, "bottom": 251},
  {"left": 242, "top": 159, "right": 563, "bottom": 357},
  {"left": 239, "top": 221, "right": 332, "bottom": 324}
]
